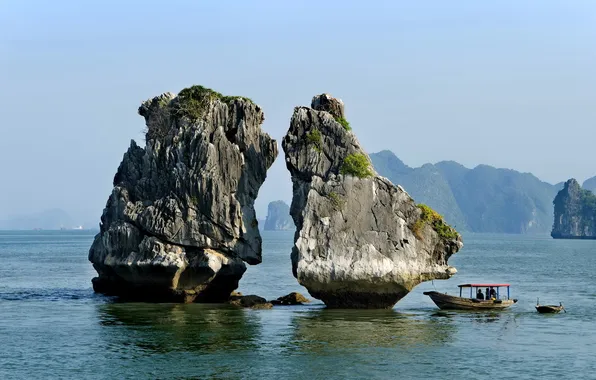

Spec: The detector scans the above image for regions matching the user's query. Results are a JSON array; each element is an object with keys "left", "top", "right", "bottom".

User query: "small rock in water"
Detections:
[
  {"left": 270, "top": 292, "right": 310, "bottom": 305},
  {"left": 228, "top": 294, "right": 272, "bottom": 309}
]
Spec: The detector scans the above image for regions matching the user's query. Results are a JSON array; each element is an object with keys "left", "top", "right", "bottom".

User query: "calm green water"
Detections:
[{"left": 1, "top": 230, "right": 595, "bottom": 379}]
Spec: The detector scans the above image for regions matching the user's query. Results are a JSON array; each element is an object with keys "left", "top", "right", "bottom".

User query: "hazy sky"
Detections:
[{"left": 1, "top": 0, "right": 596, "bottom": 224}]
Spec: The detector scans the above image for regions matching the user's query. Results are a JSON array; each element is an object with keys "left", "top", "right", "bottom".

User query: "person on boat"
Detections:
[
  {"left": 476, "top": 289, "right": 484, "bottom": 300},
  {"left": 485, "top": 287, "right": 490, "bottom": 299},
  {"left": 489, "top": 287, "right": 497, "bottom": 300}
]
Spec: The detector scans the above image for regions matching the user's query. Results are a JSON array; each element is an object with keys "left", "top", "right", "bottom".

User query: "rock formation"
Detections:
[
  {"left": 89, "top": 85, "right": 278, "bottom": 302},
  {"left": 282, "top": 94, "right": 462, "bottom": 309},
  {"left": 270, "top": 292, "right": 310, "bottom": 305},
  {"left": 552, "top": 178, "right": 596, "bottom": 239},
  {"left": 228, "top": 294, "right": 273, "bottom": 309},
  {"left": 263, "top": 200, "right": 294, "bottom": 231}
]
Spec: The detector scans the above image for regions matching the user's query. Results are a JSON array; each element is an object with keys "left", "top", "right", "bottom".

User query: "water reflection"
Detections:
[
  {"left": 287, "top": 309, "right": 456, "bottom": 352},
  {"left": 431, "top": 310, "right": 504, "bottom": 324},
  {"left": 96, "top": 303, "right": 262, "bottom": 354}
]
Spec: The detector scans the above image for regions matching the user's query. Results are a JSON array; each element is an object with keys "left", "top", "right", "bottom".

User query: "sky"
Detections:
[{"left": 1, "top": 0, "right": 596, "bottom": 225}]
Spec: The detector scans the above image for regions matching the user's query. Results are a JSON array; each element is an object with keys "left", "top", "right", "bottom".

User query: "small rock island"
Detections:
[
  {"left": 552, "top": 178, "right": 596, "bottom": 239},
  {"left": 282, "top": 94, "right": 463, "bottom": 308},
  {"left": 88, "top": 85, "right": 277, "bottom": 302},
  {"left": 264, "top": 201, "right": 294, "bottom": 231}
]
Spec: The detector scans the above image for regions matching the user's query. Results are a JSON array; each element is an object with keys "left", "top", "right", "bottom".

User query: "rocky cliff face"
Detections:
[
  {"left": 89, "top": 85, "right": 278, "bottom": 302},
  {"left": 552, "top": 179, "right": 596, "bottom": 239},
  {"left": 282, "top": 94, "right": 462, "bottom": 309},
  {"left": 264, "top": 201, "right": 294, "bottom": 231}
]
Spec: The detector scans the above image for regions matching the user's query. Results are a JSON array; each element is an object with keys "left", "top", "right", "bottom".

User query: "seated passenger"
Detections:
[
  {"left": 476, "top": 289, "right": 485, "bottom": 300},
  {"left": 489, "top": 287, "right": 497, "bottom": 299}
]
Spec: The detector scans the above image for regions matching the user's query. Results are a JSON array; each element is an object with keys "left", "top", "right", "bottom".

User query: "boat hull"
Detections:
[
  {"left": 536, "top": 305, "right": 564, "bottom": 314},
  {"left": 423, "top": 291, "right": 517, "bottom": 310}
]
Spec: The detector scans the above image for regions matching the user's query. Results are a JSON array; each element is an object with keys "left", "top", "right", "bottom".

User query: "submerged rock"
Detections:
[
  {"left": 270, "top": 292, "right": 310, "bottom": 305},
  {"left": 282, "top": 94, "right": 462, "bottom": 309},
  {"left": 228, "top": 294, "right": 273, "bottom": 309},
  {"left": 263, "top": 200, "right": 294, "bottom": 231},
  {"left": 552, "top": 179, "right": 596, "bottom": 239},
  {"left": 89, "top": 85, "right": 278, "bottom": 302}
]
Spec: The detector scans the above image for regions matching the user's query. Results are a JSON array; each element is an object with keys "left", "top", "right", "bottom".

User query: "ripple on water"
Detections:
[{"left": 1, "top": 231, "right": 596, "bottom": 379}]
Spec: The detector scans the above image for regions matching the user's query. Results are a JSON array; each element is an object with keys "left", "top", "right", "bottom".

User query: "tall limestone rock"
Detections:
[
  {"left": 282, "top": 94, "right": 462, "bottom": 308},
  {"left": 264, "top": 201, "right": 294, "bottom": 231},
  {"left": 89, "top": 85, "right": 278, "bottom": 302},
  {"left": 552, "top": 178, "right": 596, "bottom": 239}
]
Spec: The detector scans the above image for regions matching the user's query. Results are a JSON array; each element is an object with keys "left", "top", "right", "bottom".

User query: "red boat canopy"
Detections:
[{"left": 458, "top": 283, "right": 510, "bottom": 288}]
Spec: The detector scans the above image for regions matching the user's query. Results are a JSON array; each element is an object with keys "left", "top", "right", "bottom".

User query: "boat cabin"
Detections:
[{"left": 458, "top": 283, "right": 511, "bottom": 300}]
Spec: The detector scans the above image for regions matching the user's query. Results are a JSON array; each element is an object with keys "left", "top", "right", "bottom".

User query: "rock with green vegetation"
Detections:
[
  {"left": 552, "top": 179, "right": 596, "bottom": 239},
  {"left": 264, "top": 200, "right": 294, "bottom": 231},
  {"left": 340, "top": 153, "right": 374, "bottom": 178},
  {"left": 306, "top": 128, "right": 322, "bottom": 151},
  {"left": 282, "top": 94, "right": 462, "bottom": 309},
  {"left": 89, "top": 85, "right": 278, "bottom": 302},
  {"left": 335, "top": 116, "right": 351, "bottom": 131},
  {"left": 370, "top": 150, "right": 563, "bottom": 234}
]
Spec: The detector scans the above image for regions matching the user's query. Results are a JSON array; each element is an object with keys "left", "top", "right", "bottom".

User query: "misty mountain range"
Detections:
[
  {"left": 3, "top": 151, "right": 595, "bottom": 234},
  {"left": 370, "top": 150, "right": 579, "bottom": 234}
]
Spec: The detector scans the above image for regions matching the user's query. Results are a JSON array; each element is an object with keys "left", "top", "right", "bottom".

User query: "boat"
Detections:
[
  {"left": 535, "top": 298, "right": 565, "bottom": 314},
  {"left": 423, "top": 283, "right": 518, "bottom": 310}
]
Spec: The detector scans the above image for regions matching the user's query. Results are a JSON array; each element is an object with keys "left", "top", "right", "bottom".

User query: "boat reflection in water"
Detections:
[{"left": 424, "top": 283, "right": 518, "bottom": 310}]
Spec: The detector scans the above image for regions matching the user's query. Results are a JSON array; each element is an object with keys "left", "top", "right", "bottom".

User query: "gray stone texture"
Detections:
[
  {"left": 282, "top": 94, "right": 463, "bottom": 309},
  {"left": 89, "top": 87, "right": 278, "bottom": 302}
]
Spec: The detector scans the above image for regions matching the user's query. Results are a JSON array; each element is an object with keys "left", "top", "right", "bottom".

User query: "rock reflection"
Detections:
[
  {"left": 96, "top": 303, "right": 262, "bottom": 354},
  {"left": 288, "top": 309, "right": 455, "bottom": 352}
]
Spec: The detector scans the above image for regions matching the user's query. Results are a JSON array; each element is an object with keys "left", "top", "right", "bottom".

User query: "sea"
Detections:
[{"left": 0, "top": 230, "right": 595, "bottom": 379}]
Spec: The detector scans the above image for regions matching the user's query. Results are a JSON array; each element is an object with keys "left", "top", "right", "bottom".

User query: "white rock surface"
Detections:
[{"left": 282, "top": 94, "right": 463, "bottom": 308}]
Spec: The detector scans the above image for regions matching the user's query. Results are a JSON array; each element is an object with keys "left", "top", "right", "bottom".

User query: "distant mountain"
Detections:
[
  {"left": 370, "top": 150, "right": 562, "bottom": 234},
  {"left": 0, "top": 209, "right": 76, "bottom": 230},
  {"left": 582, "top": 176, "right": 596, "bottom": 194},
  {"left": 371, "top": 151, "right": 467, "bottom": 229},
  {"left": 552, "top": 179, "right": 596, "bottom": 239},
  {"left": 264, "top": 201, "right": 294, "bottom": 231}
]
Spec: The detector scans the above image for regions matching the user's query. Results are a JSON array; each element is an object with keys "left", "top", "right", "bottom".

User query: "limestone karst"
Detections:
[
  {"left": 282, "top": 94, "right": 462, "bottom": 308},
  {"left": 88, "top": 86, "right": 277, "bottom": 302}
]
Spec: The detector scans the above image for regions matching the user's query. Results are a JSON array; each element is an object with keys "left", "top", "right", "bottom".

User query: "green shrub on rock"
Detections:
[
  {"left": 306, "top": 128, "right": 322, "bottom": 151},
  {"left": 340, "top": 153, "right": 373, "bottom": 178},
  {"left": 327, "top": 191, "right": 344, "bottom": 210},
  {"left": 413, "top": 204, "right": 459, "bottom": 240},
  {"left": 173, "top": 85, "right": 254, "bottom": 122},
  {"left": 334, "top": 116, "right": 351, "bottom": 131}
]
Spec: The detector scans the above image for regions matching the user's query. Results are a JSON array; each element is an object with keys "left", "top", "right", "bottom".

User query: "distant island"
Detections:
[
  {"left": 370, "top": 150, "right": 563, "bottom": 234},
  {"left": 263, "top": 201, "right": 294, "bottom": 231},
  {"left": 551, "top": 179, "right": 596, "bottom": 239}
]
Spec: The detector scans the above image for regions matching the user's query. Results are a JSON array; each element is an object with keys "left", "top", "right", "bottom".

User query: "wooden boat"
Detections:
[
  {"left": 535, "top": 299, "right": 565, "bottom": 314},
  {"left": 424, "top": 283, "right": 518, "bottom": 310}
]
